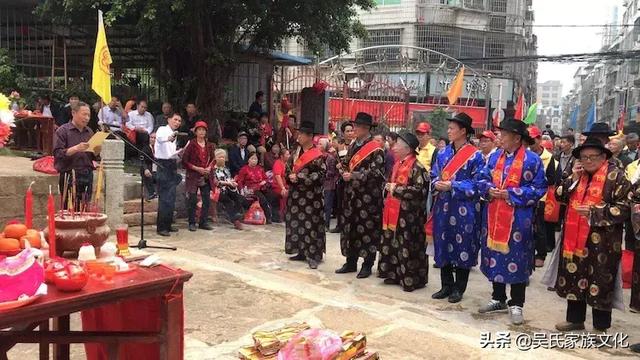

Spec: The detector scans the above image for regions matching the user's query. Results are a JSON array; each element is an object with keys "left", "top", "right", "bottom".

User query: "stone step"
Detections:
[
  {"left": 123, "top": 176, "right": 143, "bottom": 201},
  {"left": 123, "top": 211, "right": 157, "bottom": 226},
  {"left": 123, "top": 199, "right": 159, "bottom": 214}
]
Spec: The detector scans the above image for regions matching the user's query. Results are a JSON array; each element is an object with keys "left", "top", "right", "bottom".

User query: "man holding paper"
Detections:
[{"left": 53, "top": 101, "right": 100, "bottom": 209}]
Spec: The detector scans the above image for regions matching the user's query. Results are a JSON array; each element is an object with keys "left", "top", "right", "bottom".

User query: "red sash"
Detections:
[
  {"left": 292, "top": 148, "right": 323, "bottom": 174},
  {"left": 487, "top": 147, "right": 526, "bottom": 254},
  {"left": 543, "top": 186, "right": 560, "bottom": 222},
  {"left": 349, "top": 140, "right": 383, "bottom": 171},
  {"left": 382, "top": 155, "right": 416, "bottom": 231},
  {"left": 424, "top": 144, "right": 478, "bottom": 243},
  {"left": 562, "top": 161, "right": 608, "bottom": 259}
]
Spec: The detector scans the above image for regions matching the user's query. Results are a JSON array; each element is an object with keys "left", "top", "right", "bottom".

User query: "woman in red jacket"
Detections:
[
  {"left": 182, "top": 121, "right": 215, "bottom": 232},
  {"left": 236, "top": 152, "right": 279, "bottom": 223},
  {"left": 271, "top": 147, "right": 291, "bottom": 220}
]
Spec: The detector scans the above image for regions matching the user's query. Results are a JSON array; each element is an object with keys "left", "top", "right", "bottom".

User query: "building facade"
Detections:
[
  {"left": 536, "top": 80, "right": 563, "bottom": 133},
  {"left": 282, "top": 0, "right": 538, "bottom": 107},
  {"left": 563, "top": 1, "right": 640, "bottom": 134}
]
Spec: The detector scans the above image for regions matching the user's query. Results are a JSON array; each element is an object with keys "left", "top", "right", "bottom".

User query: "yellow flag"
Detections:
[
  {"left": 447, "top": 66, "right": 465, "bottom": 105},
  {"left": 92, "top": 10, "right": 112, "bottom": 103}
]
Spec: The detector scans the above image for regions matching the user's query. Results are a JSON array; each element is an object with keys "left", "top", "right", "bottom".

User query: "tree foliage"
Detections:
[
  {"left": 427, "top": 107, "right": 449, "bottom": 140},
  {"left": 36, "top": 0, "right": 374, "bottom": 121},
  {"left": 0, "top": 49, "right": 26, "bottom": 95}
]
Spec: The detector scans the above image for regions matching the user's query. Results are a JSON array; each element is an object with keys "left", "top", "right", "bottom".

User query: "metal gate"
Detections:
[{"left": 272, "top": 45, "right": 490, "bottom": 131}]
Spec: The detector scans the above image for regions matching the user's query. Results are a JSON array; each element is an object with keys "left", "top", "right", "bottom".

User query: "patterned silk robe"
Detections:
[
  {"left": 431, "top": 144, "right": 485, "bottom": 269},
  {"left": 284, "top": 148, "right": 327, "bottom": 261},
  {"left": 555, "top": 161, "right": 631, "bottom": 311},
  {"left": 340, "top": 137, "right": 386, "bottom": 260},
  {"left": 378, "top": 158, "right": 429, "bottom": 291},
  {"left": 477, "top": 147, "right": 547, "bottom": 284}
]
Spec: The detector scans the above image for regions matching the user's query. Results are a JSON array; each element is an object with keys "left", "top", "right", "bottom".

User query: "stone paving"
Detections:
[{"left": 8, "top": 219, "right": 640, "bottom": 359}]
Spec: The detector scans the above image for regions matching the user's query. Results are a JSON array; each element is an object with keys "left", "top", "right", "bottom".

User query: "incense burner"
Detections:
[{"left": 43, "top": 212, "right": 110, "bottom": 258}]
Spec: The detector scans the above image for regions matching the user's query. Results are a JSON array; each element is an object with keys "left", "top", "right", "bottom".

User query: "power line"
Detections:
[
  {"left": 458, "top": 49, "right": 640, "bottom": 63},
  {"left": 439, "top": 23, "right": 636, "bottom": 28}
]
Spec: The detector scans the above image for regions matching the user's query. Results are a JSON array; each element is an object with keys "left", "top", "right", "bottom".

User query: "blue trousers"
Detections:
[{"left": 156, "top": 160, "right": 180, "bottom": 232}]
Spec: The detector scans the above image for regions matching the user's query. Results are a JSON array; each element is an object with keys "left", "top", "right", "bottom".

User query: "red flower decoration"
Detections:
[{"left": 312, "top": 80, "right": 329, "bottom": 94}]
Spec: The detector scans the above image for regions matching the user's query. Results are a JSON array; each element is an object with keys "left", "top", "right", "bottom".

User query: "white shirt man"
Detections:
[
  {"left": 155, "top": 124, "right": 181, "bottom": 160},
  {"left": 98, "top": 106, "right": 123, "bottom": 129},
  {"left": 127, "top": 108, "right": 154, "bottom": 134}
]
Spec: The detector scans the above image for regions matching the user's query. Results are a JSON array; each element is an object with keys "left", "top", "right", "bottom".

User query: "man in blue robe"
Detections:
[
  {"left": 476, "top": 118, "right": 547, "bottom": 325},
  {"left": 430, "top": 113, "right": 485, "bottom": 303}
]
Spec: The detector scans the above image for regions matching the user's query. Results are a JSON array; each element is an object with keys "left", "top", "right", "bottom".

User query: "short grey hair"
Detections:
[
  {"left": 626, "top": 133, "right": 639, "bottom": 142},
  {"left": 71, "top": 101, "right": 90, "bottom": 112},
  {"left": 214, "top": 148, "right": 227, "bottom": 159}
]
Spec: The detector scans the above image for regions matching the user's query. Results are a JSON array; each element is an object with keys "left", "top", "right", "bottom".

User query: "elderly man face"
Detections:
[
  {"left": 579, "top": 147, "right": 606, "bottom": 174},
  {"left": 479, "top": 137, "right": 494, "bottom": 154},
  {"left": 137, "top": 101, "right": 147, "bottom": 115},
  {"left": 162, "top": 102, "right": 172, "bottom": 115},
  {"left": 392, "top": 138, "right": 411, "bottom": 159},
  {"left": 606, "top": 138, "right": 624, "bottom": 156}
]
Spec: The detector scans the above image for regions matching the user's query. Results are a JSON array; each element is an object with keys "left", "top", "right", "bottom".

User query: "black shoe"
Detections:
[
  {"left": 146, "top": 193, "right": 158, "bottom": 201},
  {"left": 188, "top": 223, "right": 197, "bottom": 232},
  {"left": 377, "top": 272, "right": 387, "bottom": 279},
  {"left": 308, "top": 259, "right": 318, "bottom": 269},
  {"left": 431, "top": 287, "right": 452, "bottom": 299},
  {"left": 630, "top": 343, "right": 640, "bottom": 353},
  {"left": 383, "top": 278, "right": 399, "bottom": 285},
  {"left": 199, "top": 223, "right": 214, "bottom": 230},
  {"left": 448, "top": 289, "right": 463, "bottom": 303},
  {"left": 169, "top": 226, "right": 179, "bottom": 232},
  {"left": 335, "top": 263, "right": 357, "bottom": 274},
  {"left": 157, "top": 230, "right": 171, "bottom": 237},
  {"left": 289, "top": 254, "right": 306, "bottom": 261},
  {"left": 356, "top": 266, "right": 372, "bottom": 279},
  {"left": 329, "top": 227, "right": 341, "bottom": 233}
]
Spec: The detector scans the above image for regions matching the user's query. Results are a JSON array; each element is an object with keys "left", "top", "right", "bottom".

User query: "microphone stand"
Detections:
[{"left": 103, "top": 125, "right": 177, "bottom": 251}]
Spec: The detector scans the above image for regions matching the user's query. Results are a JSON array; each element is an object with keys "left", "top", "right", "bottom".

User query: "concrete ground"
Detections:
[{"left": 7, "top": 219, "right": 640, "bottom": 359}]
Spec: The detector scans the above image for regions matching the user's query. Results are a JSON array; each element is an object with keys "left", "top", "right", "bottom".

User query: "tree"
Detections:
[
  {"left": 37, "top": 0, "right": 374, "bottom": 123},
  {"left": 427, "top": 107, "right": 449, "bottom": 140},
  {"left": 0, "top": 49, "right": 26, "bottom": 95}
]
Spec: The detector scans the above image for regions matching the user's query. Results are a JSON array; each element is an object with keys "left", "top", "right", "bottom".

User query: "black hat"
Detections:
[
  {"left": 572, "top": 137, "right": 612, "bottom": 159},
  {"left": 397, "top": 130, "right": 419, "bottom": 154},
  {"left": 582, "top": 122, "right": 616, "bottom": 137},
  {"left": 237, "top": 131, "right": 248, "bottom": 139},
  {"left": 497, "top": 118, "right": 534, "bottom": 145},
  {"left": 298, "top": 120, "right": 316, "bottom": 135},
  {"left": 447, "top": 112, "right": 474, "bottom": 134},
  {"left": 340, "top": 121, "right": 353, "bottom": 133},
  {"left": 353, "top": 112, "right": 377, "bottom": 127}
]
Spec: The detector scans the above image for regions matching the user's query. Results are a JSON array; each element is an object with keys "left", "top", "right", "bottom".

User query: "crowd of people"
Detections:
[
  {"left": 50, "top": 90, "right": 640, "bottom": 351},
  {"left": 279, "top": 111, "right": 640, "bottom": 353}
]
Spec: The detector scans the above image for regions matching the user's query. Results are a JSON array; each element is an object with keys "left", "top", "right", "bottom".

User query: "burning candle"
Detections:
[
  {"left": 47, "top": 185, "right": 56, "bottom": 258},
  {"left": 25, "top": 181, "right": 34, "bottom": 229}
]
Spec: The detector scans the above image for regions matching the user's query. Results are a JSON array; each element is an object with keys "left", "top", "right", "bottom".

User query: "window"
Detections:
[
  {"left": 460, "top": 31, "right": 484, "bottom": 60},
  {"left": 375, "top": 0, "right": 401, "bottom": 5},
  {"left": 485, "top": 36, "right": 504, "bottom": 71},
  {"left": 362, "top": 29, "right": 402, "bottom": 61},
  {"left": 489, "top": 15, "right": 506, "bottom": 32},
  {"left": 416, "top": 25, "right": 456, "bottom": 61},
  {"left": 463, "top": 0, "right": 484, "bottom": 10},
  {"left": 490, "top": 0, "right": 507, "bottom": 13}
]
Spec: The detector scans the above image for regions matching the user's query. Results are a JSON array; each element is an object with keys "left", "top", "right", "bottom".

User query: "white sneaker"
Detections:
[
  {"left": 478, "top": 299, "right": 508, "bottom": 314},
  {"left": 509, "top": 305, "right": 524, "bottom": 325}
]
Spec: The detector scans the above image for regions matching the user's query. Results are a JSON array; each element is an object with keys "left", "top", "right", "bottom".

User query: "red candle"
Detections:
[
  {"left": 47, "top": 185, "right": 56, "bottom": 258},
  {"left": 25, "top": 181, "right": 34, "bottom": 229}
]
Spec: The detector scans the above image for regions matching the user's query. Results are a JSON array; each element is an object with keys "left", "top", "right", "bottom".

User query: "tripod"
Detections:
[{"left": 104, "top": 126, "right": 177, "bottom": 251}]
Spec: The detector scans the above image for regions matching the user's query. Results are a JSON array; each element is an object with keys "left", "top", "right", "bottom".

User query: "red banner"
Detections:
[{"left": 329, "top": 98, "right": 488, "bottom": 128}]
